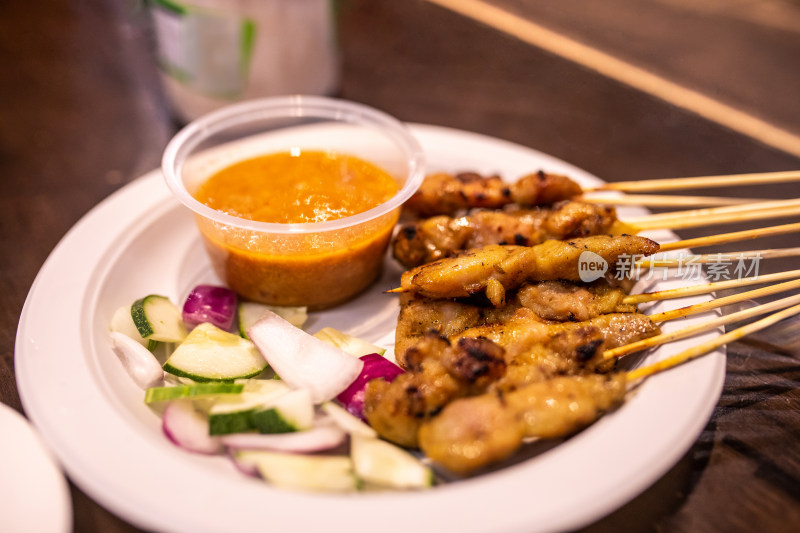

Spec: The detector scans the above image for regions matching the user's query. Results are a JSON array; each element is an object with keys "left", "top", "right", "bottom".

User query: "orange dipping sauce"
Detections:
[{"left": 192, "top": 150, "right": 401, "bottom": 310}]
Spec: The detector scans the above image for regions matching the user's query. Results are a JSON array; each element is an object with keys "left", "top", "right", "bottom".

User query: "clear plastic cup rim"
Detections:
[{"left": 161, "top": 95, "right": 426, "bottom": 234}]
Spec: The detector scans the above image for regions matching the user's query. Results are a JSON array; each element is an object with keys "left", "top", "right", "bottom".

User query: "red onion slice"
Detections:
[
  {"left": 162, "top": 399, "right": 223, "bottom": 455},
  {"left": 337, "top": 353, "right": 405, "bottom": 420},
  {"left": 182, "top": 285, "right": 237, "bottom": 331}
]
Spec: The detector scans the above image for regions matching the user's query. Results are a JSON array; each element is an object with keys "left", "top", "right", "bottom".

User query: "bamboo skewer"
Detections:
[
  {"left": 632, "top": 198, "right": 800, "bottom": 223},
  {"left": 626, "top": 302, "right": 800, "bottom": 383},
  {"left": 622, "top": 268, "right": 800, "bottom": 304},
  {"left": 658, "top": 221, "right": 800, "bottom": 252},
  {"left": 637, "top": 248, "right": 800, "bottom": 267},
  {"left": 585, "top": 170, "right": 800, "bottom": 193},
  {"left": 607, "top": 293, "right": 800, "bottom": 359},
  {"left": 579, "top": 193, "right": 765, "bottom": 208},
  {"left": 647, "top": 278, "right": 800, "bottom": 323},
  {"left": 628, "top": 201, "right": 800, "bottom": 231},
  {"left": 384, "top": 238, "right": 800, "bottom": 295}
]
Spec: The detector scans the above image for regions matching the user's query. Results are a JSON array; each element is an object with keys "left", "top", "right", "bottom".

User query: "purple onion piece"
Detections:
[
  {"left": 336, "top": 353, "right": 405, "bottom": 420},
  {"left": 162, "top": 400, "right": 222, "bottom": 455},
  {"left": 182, "top": 285, "right": 237, "bottom": 331}
]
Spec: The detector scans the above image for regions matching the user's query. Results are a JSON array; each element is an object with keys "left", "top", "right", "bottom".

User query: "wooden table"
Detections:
[{"left": 2, "top": 1, "right": 799, "bottom": 531}]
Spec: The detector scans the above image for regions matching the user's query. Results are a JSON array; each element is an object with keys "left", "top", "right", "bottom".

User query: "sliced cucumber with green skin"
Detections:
[
  {"left": 144, "top": 382, "right": 244, "bottom": 404},
  {"left": 252, "top": 388, "right": 314, "bottom": 434},
  {"left": 321, "top": 402, "right": 377, "bottom": 438},
  {"left": 313, "top": 327, "right": 386, "bottom": 357},
  {"left": 350, "top": 436, "right": 434, "bottom": 489},
  {"left": 208, "top": 380, "right": 290, "bottom": 435},
  {"left": 238, "top": 450, "right": 359, "bottom": 492},
  {"left": 163, "top": 323, "right": 267, "bottom": 382},
  {"left": 110, "top": 306, "right": 158, "bottom": 351},
  {"left": 131, "top": 295, "right": 187, "bottom": 343},
  {"left": 237, "top": 302, "right": 308, "bottom": 340}
]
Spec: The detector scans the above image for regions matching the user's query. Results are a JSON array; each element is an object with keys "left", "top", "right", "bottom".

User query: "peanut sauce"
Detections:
[{"left": 193, "top": 150, "right": 400, "bottom": 310}]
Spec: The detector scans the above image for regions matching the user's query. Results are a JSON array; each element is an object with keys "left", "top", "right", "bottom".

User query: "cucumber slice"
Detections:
[
  {"left": 237, "top": 451, "right": 359, "bottom": 492},
  {"left": 252, "top": 388, "right": 314, "bottom": 434},
  {"left": 131, "top": 295, "right": 187, "bottom": 343},
  {"left": 320, "top": 402, "right": 378, "bottom": 438},
  {"left": 208, "top": 380, "right": 290, "bottom": 435},
  {"left": 238, "top": 302, "right": 308, "bottom": 339},
  {"left": 313, "top": 327, "right": 386, "bottom": 357},
  {"left": 163, "top": 323, "right": 267, "bottom": 382},
  {"left": 144, "top": 382, "right": 244, "bottom": 404},
  {"left": 110, "top": 306, "right": 158, "bottom": 351},
  {"left": 350, "top": 436, "right": 434, "bottom": 489}
]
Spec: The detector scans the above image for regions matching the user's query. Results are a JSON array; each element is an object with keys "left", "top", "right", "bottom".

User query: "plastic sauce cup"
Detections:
[{"left": 162, "top": 95, "right": 425, "bottom": 310}]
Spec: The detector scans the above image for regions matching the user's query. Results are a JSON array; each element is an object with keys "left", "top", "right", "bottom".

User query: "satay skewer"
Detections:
[
  {"left": 637, "top": 247, "right": 800, "bottom": 267},
  {"left": 390, "top": 225, "right": 799, "bottom": 297},
  {"left": 626, "top": 302, "right": 800, "bottom": 382},
  {"left": 646, "top": 278, "right": 800, "bottom": 323},
  {"left": 393, "top": 198, "right": 800, "bottom": 268},
  {"left": 623, "top": 268, "right": 800, "bottom": 304},
  {"left": 580, "top": 193, "right": 765, "bottom": 208},
  {"left": 415, "top": 301, "right": 800, "bottom": 475},
  {"left": 404, "top": 169, "right": 798, "bottom": 218},
  {"left": 633, "top": 197, "right": 800, "bottom": 223},
  {"left": 606, "top": 292, "right": 800, "bottom": 359},
  {"left": 658, "top": 221, "right": 800, "bottom": 252},
  {"left": 585, "top": 169, "right": 800, "bottom": 194},
  {"left": 628, "top": 199, "right": 800, "bottom": 231}
]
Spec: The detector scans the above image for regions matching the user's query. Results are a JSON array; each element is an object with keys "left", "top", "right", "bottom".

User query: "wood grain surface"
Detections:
[{"left": 2, "top": 1, "right": 799, "bottom": 531}]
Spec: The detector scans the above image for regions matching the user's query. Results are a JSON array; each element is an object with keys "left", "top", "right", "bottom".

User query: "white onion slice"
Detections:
[
  {"left": 246, "top": 311, "right": 363, "bottom": 403},
  {"left": 109, "top": 331, "right": 164, "bottom": 389},
  {"left": 222, "top": 422, "right": 346, "bottom": 453}
]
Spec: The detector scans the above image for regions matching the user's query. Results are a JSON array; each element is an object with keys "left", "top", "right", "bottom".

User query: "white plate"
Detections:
[
  {"left": 15, "top": 124, "right": 725, "bottom": 533},
  {"left": 0, "top": 403, "right": 72, "bottom": 533}
]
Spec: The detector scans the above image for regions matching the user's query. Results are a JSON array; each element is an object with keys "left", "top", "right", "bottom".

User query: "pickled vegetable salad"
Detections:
[{"left": 109, "top": 285, "right": 432, "bottom": 492}]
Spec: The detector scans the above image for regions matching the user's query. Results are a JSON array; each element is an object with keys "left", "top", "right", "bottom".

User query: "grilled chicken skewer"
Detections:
[
  {"left": 418, "top": 374, "right": 627, "bottom": 475},
  {"left": 393, "top": 201, "right": 632, "bottom": 268},
  {"left": 406, "top": 169, "right": 800, "bottom": 217},
  {"left": 395, "top": 280, "right": 637, "bottom": 357},
  {"left": 419, "top": 301, "right": 800, "bottom": 475},
  {"left": 395, "top": 235, "right": 660, "bottom": 305},
  {"left": 365, "top": 310, "right": 659, "bottom": 448},
  {"left": 394, "top": 195, "right": 800, "bottom": 268},
  {"left": 403, "top": 171, "right": 582, "bottom": 217}
]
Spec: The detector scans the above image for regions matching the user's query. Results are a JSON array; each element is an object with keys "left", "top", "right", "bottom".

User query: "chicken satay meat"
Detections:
[
  {"left": 392, "top": 201, "right": 623, "bottom": 268},
  {"left": 457, "top": 309, "right": 659, "bottom": 357},
  {"left": 399, "top": 244, "right": 517, "bottom": 299},
  {"left": 417, "top": 392, "right": 523, "bottom": 476},
  {"left": 403, "top": 172, "right": 512, "bottom": 217},
  {"left": 455, "top": 310, "right": 658, "bottom": 389},
  {"left": 509, "top": 171, "right": 583, "bottom": 207},
  {"left": 516, "top": 280, "right": 634, "bottom": 322},
  {"left": 364, "top": 334, "right": 507, "bottom": 448},
  {"left": 539, "top": 201, "right": 620, "bottom": 238},
  {"left": 363, "top": 358, "right": 462, "bottom": 448},
  {"left": 395, "top": 280, "right": 642, "bottom": 357},
  {"left": 392, "top": 210, "right": 547, "bottom": 268},
  {"left": 418, "top": 374, "right": 627, "bottom": 475},
  {"left": 395, "top": 293, "right": 517, "bottom": 359},
  {"left": 401, "top": 235, "right": 660, "bottom": 301},
  {"left": 509, "top": 374, "right": 627, "bottom": 439},
  {"left": 403, "top": 171, "right": 583, "bottom": 217}
]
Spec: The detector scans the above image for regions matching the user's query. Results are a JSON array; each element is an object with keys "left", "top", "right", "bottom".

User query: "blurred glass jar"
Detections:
[{"left": 147, "top": 0, "right": 340, "bottom": 122}]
